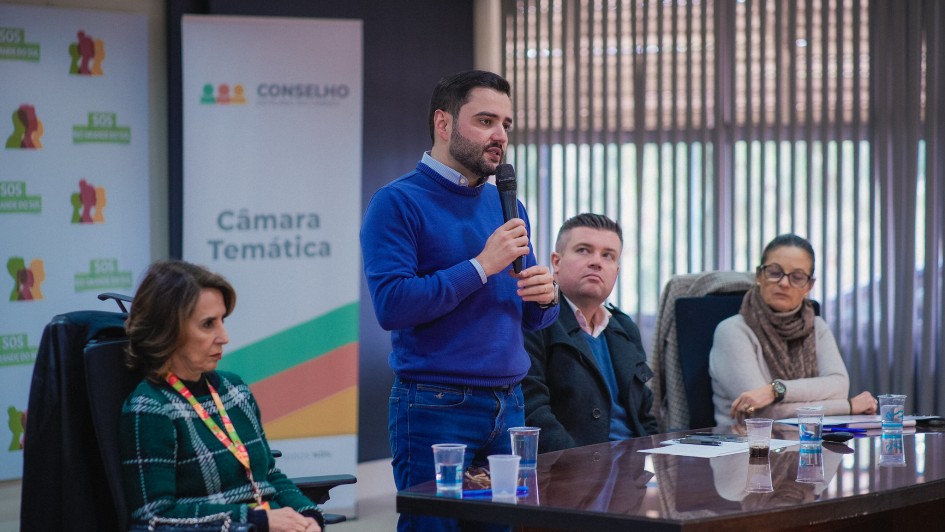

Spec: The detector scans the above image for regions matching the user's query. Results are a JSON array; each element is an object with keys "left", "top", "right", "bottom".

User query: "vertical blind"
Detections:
[{"left": 501, "top": 0, "right": 945, "bottom": 415}]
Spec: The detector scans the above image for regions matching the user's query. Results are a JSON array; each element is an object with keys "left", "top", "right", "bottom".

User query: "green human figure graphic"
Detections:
[
  {"left": 8, "top": 406, "right": 25, "bottom": 451},
  {"left": 7, "top": 257, "right": 26, "bottom": 301},
  {"left": 70, "top": 191, "right": 82, "bottom": 223},
  {"left": 200, "top": 83, "right": 216, "bottom": 104},
  {"left": 68, "top": 42, "right": 80, "bottom": 74},
  {"left": 5, "top": 108, "right": 25, "bottom": 149}
]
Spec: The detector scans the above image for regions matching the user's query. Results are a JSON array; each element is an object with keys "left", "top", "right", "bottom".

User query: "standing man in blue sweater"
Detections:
[{"left": 361, "top": 70, "right": 559, "bottom": 531}]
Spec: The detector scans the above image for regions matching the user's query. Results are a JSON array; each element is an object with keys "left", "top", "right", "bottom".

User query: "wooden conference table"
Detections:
[{"left": 396, "top": 425, "right": 945, "bottom": 531}]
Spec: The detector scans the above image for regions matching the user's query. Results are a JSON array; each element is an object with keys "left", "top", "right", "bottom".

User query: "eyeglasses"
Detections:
[{"left": 757, "top": 264, "right": 813, "bottom": 288}]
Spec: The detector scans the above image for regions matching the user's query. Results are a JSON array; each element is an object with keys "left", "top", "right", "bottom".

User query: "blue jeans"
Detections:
[{"left": 390, "top": 377, "right": 524, "bottom": 532}]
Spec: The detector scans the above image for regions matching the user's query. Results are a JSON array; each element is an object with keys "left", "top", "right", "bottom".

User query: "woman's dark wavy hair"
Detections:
[
  {"left": 125, "top": 260, "right": 235, "bottom": 382},
  {"left": 428, "top": 70, "right": 511, "bottom": 143},
  {"left": 760, "top": 233, "right": 816, "bottom": 275}
]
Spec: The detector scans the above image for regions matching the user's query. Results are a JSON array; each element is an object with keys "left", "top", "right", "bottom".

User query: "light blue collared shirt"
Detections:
[
  {"left": 422, "top": 151, "right": 485, "bottom": 187},
  {"left": 421, "top": 152, "right": 488, "bottom": 284}
]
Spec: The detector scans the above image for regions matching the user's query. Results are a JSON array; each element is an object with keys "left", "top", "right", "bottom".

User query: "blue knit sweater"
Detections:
[{"left": 361, "top": 162, "right": 558, "bottom": 387}]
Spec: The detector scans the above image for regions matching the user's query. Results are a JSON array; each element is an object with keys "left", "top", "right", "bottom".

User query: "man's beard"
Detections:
[{"left": 449, "top": 127, "right": 502, "bottom": 179}]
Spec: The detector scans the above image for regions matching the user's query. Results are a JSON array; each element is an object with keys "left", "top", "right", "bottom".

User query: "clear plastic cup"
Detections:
[
  {"left": 745, "top": 418, "right": 773, "bottom": 458},
  {"left": 878, "top": 394, "right": 908, "bottom": 467},
  {"left": 487, "top": 454, "right": 521, "bottom": 501},
  {"left": 878, "top": 394, "right": 906, "bottom": 436},
  {"left": 432, "top": 443, "right": 466, "bottom": 494},
  {"left": 509, "top": 427, "right": 540, "bottom": 470},
  {"left": 745, "top": 455, "right": 774, "bottom": 493},
  {"left": 796, "top": 444, "right": 825, "bottom": 483},
  {"left": 796, "top": 406, "right": 824, "bottom": 446}
]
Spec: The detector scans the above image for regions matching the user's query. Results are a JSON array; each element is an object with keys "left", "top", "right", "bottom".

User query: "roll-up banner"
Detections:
[
  {"left": 181, "top": 15, "right": 362, "bottom": 513},
  {"left": 0, "top": 4, "right": 150, "bottom": 480}
]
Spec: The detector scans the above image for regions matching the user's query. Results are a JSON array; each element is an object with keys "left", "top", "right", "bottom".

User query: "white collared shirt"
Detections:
[{"left": 565, "top": 296, "right": 611, "bottom": 338}]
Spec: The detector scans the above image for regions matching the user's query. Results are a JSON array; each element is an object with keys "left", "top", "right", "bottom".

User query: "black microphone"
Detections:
[{"left": 495, "top": 163, "right": 523, "bottom": 273}]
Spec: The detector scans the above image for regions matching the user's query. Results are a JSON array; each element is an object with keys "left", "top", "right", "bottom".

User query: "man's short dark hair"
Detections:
[
  {"left": 555, "top": 213, "right": 623, "bottom": 252},
  {"left": 428, "top": 70, "right": 512, "bottom": 142}
]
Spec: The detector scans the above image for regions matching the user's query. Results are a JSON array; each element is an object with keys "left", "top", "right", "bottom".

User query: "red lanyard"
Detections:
[{"left": 166, "top": 373, "right": 270, "bottom": 509}]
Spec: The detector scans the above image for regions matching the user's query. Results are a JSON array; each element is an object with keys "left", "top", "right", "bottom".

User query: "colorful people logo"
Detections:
[
  {"left": 69, "top": 30, "right": 105, "bottom": 76},
  {"left": 200, "top": 83, "right": 247, "bottom": 104},
  {"left": 217, "top": 83, "right": 231, "bottom": 104},
  {"left": 232, "top": 84, "right": 247, "bottom": 104},
  {"left": 71, "top": 179, "right": 106, "bottom": 224},
  {"left": 5, "top": 104, "right": 44, "bottom": 149},
  {"left": 8, "top": 406, "right": 26, "bottom": 451},
  {"left": 7, "top": 257, "right": 45, "bottom": 302}
]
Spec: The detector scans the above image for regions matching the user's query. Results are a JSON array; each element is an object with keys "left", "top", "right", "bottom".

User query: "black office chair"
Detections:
[
  {"left": 674, "top": 292, "right": 821, "bottom": 430},
  {"left": 21, "top": 295, "right": 355, "bottom": 531}
]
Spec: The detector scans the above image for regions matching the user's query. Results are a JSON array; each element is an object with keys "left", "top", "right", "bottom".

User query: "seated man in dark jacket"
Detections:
[{"left": 524, "top": 213, "right": 659, "bottom": 452}]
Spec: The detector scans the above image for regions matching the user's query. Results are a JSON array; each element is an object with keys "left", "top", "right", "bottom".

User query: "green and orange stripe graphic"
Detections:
[{"left": 220, "top": 302, "right": 358, "bottom": 439}]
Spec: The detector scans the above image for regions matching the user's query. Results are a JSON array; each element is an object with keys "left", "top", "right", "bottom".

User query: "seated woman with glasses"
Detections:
[{"left": 708, "top": 234, "right": 877, "bottom": 426}]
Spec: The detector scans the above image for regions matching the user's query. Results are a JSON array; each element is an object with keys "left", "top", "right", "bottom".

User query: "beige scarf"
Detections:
[{"left": 739, "top": 285, "right": 818, "bottom": 380}]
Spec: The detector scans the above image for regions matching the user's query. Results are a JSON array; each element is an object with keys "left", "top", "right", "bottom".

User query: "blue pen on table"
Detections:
[
  {"left": 823, "top": 427, "right": 867, "bottom": 434},
  {"left": 462, "top": 486, "right": 529, "bottom": 499}
]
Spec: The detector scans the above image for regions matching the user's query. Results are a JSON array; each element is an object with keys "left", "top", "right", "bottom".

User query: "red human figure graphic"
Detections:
[
  {"left": 77, "top": 31, "right": 94, "bottom": 75},
  {"left": 18, "top": 106, "right": 36, "bottom": 149},
  {"left": 216, "top": 83, "right": 231, "bottom": 104},
  {"left": 79, "top": 179, "right": 96, "bottom": 223},
  {"left": 27, "top": 107, "right": 43, "bottom": 149},
  {"left": 20, "top": 410, "right": 27, "bottom": 449},
  {"left": 18, "top": 268, "right": 34, "bottom": 301}
]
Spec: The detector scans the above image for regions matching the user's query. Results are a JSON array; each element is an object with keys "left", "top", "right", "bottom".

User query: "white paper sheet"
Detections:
[{"left": 638, "top": 438, "right": 800, "bottom": 458}]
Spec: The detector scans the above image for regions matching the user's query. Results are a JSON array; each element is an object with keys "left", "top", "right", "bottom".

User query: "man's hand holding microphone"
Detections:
[{"left": 474, "top": 164, "right": 557, "bottom": 307}]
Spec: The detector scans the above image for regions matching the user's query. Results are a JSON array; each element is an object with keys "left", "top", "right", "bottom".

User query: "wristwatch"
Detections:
[
  {"left": 537, "top": 281, "right": 559, "bottom": 309},
  {"left": 771, "top": 379, "right": 786, "bottom": 403}
]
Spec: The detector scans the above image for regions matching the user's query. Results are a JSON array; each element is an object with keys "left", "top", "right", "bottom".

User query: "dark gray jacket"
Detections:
[{"left": 523, "top": 303, "right": 659, "bottom": 453}]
